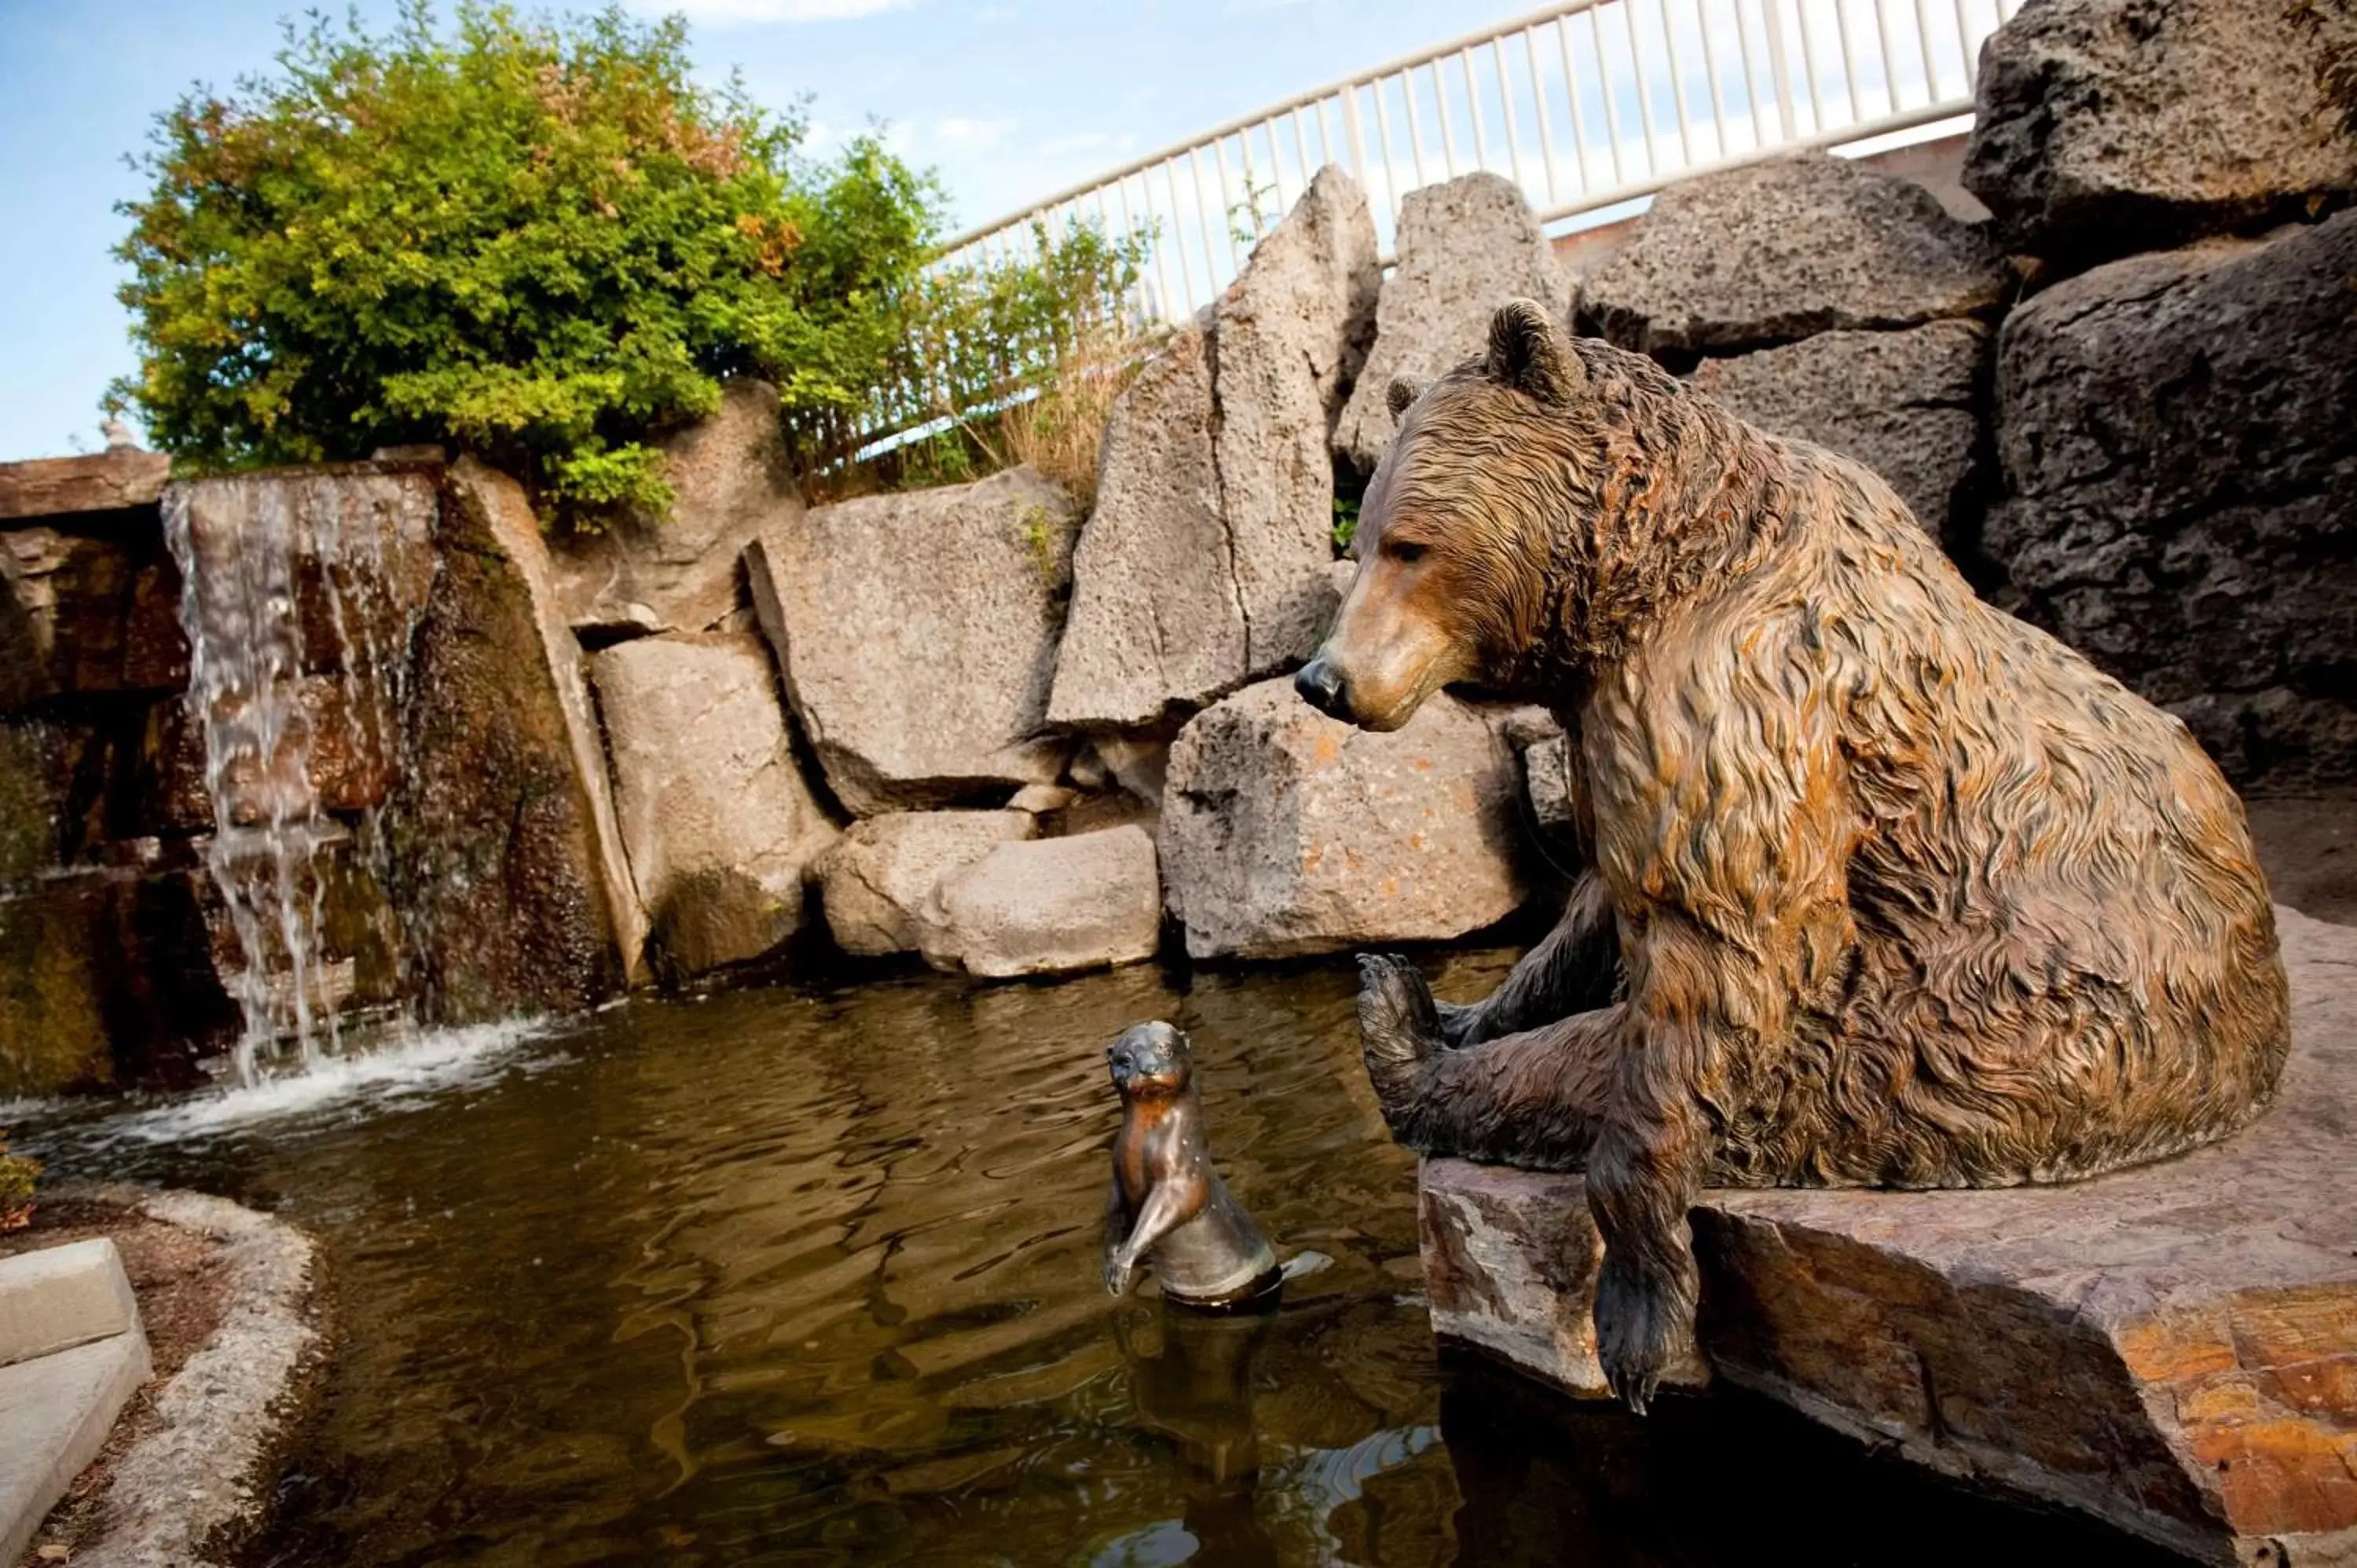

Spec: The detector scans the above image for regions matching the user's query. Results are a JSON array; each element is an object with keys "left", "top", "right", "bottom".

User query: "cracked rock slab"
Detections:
[
  {"left": 918, "top": 824, "right": 1162, "bottom": 979},
  {"left": 1049, "top": 167, "right": 1377, "bottom": 731},
  {"left": 1691, "top": 321, "right": 1989, "bottom": 555},
  {"left": 1422, "top": 905, "right": 2357, "bottom": 1566},
  {"left": 1580, "top": 152, "right": 2004, "bottom": 358}
]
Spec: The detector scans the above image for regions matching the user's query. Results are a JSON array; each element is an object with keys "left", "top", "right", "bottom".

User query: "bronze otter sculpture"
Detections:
[
  {"left": 1103, "top": 1021, "right": 1281, "bottom": 1310},
  {"left": 1299, "top": 302, "right": 2290, "bottom": 1411}
]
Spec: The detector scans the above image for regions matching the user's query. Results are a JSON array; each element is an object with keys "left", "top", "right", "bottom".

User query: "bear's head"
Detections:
[{"left": 1296, "top": 299, "right": 1715, "bottom": 731}]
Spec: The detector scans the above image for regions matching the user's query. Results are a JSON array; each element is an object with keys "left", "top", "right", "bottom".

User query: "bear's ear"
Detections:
[
  {"left": 1484, "top": 299, "right": 1584, "bottom": 407},
  {"left": 1386, "top": 376, "right": 1425, "bottom": 419}
]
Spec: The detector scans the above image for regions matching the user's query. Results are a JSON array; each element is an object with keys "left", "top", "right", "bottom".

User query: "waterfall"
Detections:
[{"left": 162, "top": 471, "right": 434, "bottom": 1086}]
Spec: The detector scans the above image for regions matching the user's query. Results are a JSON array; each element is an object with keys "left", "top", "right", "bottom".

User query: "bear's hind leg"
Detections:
[{"left": 1359, "top": 954, "right": 1622, "bottom": 1170}]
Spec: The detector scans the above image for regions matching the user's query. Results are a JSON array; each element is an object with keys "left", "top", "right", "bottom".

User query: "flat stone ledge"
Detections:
[
  {"left": 0, "top": 1236, "right": 141, "bottom": 1367},
  {"left": 1420, "top": 906, "right": 2357, "bottom": 1566},
  {"left": 0, "top": 1332, "right": 152, "bottom": 1566},
  {"left": 0, "top": 450, "right": 171, "bottom": 522}
]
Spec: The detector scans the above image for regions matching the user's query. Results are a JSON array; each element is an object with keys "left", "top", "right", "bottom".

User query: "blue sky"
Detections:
[{"left": 0, "top": 0, "right": 1537, "bottom": 463}]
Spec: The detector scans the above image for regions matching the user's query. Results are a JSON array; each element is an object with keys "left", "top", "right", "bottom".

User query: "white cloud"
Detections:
[
  {"left": 933, "top": 115, "right": 1014, "bottom": 149},
  {"left": 633, "top": 0, "right": 916, "bottom": 24},
  {"left": 1038, "top": 130, "right": 1141, "bottom": 159}
]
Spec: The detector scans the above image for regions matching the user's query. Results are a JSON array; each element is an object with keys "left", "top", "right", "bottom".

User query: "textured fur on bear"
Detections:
[{"left": 1307, "top": 302, "right": 2290, "bottom": 1411}]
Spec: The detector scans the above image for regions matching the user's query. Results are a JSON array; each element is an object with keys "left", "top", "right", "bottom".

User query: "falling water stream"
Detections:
[{"left": 160, "top": 471, "right": 431, "bottom": 1086}]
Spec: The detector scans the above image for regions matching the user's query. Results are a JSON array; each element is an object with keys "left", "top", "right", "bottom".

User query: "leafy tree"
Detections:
[{"left": 111, "top": 2, "right": 983, "bottom": 520}]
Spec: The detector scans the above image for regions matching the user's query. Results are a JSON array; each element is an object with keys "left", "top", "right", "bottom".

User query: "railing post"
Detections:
[{"left": 1764, "top": 0, "right": 1799, "bottom": 141}]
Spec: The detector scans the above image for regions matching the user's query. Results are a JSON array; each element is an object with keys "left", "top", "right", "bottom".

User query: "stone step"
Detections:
[
  {"left": 0, "top": 1237, "right": 140, "bottom": 1368},
  {"left": 1417, "top": 906, "right": 2357, "bottom": 1566},
  {"left": 0, "top": 1236, "right": 152, "bottom": 1566}
]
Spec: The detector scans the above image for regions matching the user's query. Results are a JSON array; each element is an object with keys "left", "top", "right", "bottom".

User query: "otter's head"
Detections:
[
  {"left": 1296, "top": 299, "right": 1592, "bottom": 731},
  {"left": 1108, "top": 1020, "right": 1192, "bottom": 1098}
]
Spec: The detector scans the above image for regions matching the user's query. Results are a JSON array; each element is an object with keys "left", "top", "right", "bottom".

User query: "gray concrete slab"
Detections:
[{"left": 0, "top": 1330, "right": 152, "bottom": 1566}]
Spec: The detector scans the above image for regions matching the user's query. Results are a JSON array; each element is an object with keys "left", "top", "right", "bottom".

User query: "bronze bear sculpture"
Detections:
[{"left": 1299, "top": 301, "right": 2290, "bottom": 1412}]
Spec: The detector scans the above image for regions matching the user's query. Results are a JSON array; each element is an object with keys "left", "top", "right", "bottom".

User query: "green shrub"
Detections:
[
  {"left": 111, "top": 2, "right": 1140, "bottom": 523},
  {"left": 0, "top": 1130, "right": 35, "bottom": 1233}
]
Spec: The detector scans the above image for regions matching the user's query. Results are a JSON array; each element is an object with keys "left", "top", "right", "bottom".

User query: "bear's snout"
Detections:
[{"left": 1294, "top": 656, "right": 1348, "bottom": 718}]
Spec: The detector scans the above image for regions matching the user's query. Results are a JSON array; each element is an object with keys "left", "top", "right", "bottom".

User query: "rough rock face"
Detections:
[
  {"left": 1, "top": 524, "right": 187, "bottom": 709},
  {"left": 1691, "top": 321, "right": 1989, "bottom": 553},
  {"left": 919, "top": 824, "right": 1162, "bottom": 979},
  {"left": 383, "top": 467, "right": 632, "bottom": 1020},
  {"left": 750, "top": 466, "right": 1076, "bottom": 815},
  {"left": 1213, "top": 164, "right": 1381, "bottom": 674},
  {"left": 590, "top": 632, "right": 837, "bottom": 978},
  {"left": 1580, "top": 154, "right": 2005, "bottom": 358},
  {"left": 1519, "top": 731, "right": 1583, "bottom": 864},
  {"left": 1986, "top": 214, "right": 2357, "bottom": 789},
  {"left": 1048, "top": 167, "right": 1377, "bottom": 731},
  {"left": 549, "top": 379, "right": 802, "bottom": 638},
  {"left": 1420, "top": 906, "right": 2357, "bottom": 1566},
  {"left": 447, "top": 460, "right": 648, "bottom": 984},
  {"left": 1159, "top": 680, "right": 1527, "bottom": 960},
  {"left": 1333, "top": 173, "right": 1574, "bottom": 471},
  {"left": 816, "top": 808, "right": 1033, "bottom": 958},
  {"left": 1963, "top": 0, "right": 2357, "bottom": 262},
  {"left": 1045, "top": 327, "right": 1241, "bottom": 731}
]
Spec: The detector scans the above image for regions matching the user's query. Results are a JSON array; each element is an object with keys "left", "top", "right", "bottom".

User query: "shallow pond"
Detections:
[{"left": 20, "top": 948, "right": 2172, "bottom": 1566}]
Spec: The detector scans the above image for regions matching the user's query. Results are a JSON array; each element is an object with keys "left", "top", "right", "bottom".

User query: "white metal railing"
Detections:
[{"left": 940, "top": 0, "right": 2024, "bottom": 321}]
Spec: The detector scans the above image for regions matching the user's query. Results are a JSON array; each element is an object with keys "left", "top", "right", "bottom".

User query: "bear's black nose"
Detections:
[{"left": 1294, "top": 657, "right": 1347, "bottom": 716}]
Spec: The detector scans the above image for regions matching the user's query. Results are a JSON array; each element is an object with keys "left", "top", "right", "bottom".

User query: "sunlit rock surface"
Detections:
[
  {"left": 548, "top": 379, "right": 802, "bottom": 639},
  {"left": 1421, "top": 905, "right": 2357, "bottom": 1566},
  {"left": 1963, "top": 0, "right": 2357, "bottom": 262},
  {"left": 1160, "top": 679, "right": 1527, "bottom": 960},
  {"left": 918, "top": 824, "right": 1162, "bottom": 979},
  {"left": 816, "top": 809, "right": 1036, "bottom": 958},
  {"left": 1332, "top": 171, "right": 1572, "bottom": 473},
  {"left": 750, "top": 466, "right": 1076, "bottom": 815},
  {"left": 1580, "top": 152, "right": 2004, "bottom": 358},
  {"left": 590, "top": 632, "right": 838, "bottom": 979}
]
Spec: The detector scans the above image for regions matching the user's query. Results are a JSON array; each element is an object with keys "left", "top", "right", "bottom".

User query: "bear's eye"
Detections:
[{"left": 1386, "top": 539, "right": 1429, "bottom": 566}]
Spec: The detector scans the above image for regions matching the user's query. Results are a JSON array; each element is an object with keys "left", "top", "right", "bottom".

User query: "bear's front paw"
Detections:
[
  {"left": 1357, "top": 953, "right": 1443, "bottom": 1128},
  {"left": 1593, "top": 1249, "right": 1696, "bottom": 1416},
  {"left": 1104, "top": 1251, "right": 1135, "bottom": 1298}
]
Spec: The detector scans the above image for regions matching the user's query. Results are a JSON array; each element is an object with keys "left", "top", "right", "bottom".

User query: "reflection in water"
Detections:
[{"left": 17, "top": 947, "right": 2177, "bottom": 1566}]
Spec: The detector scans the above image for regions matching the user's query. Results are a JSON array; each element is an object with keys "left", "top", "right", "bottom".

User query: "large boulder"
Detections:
[
  {"left": 1047, "top": 167, "right": 1377, "bottom": 731},
  {"left": 1212, "top": 164, "right": 1381, "bottom": 675},
  {"left": 750, "top": 467, "right": 1076, "bottom": 815},
  {"left": 1421, "top": 906, "right": 2357, "bottom": 1566},
  {"left": 816, "top": 808, "right": 1033, "bottom": 958},
  {"left": 1333, "top": 173, "right": 1574, "bottom": 472},
  {"left": 1159, "top": 679, "right": 1528, "bottom": 960},
  {"left": 1580, "top": 154, "right": 2005, "bottom": 358},
  {"left": 1045, "top": 327, "right": 1242, "bottom": 731},
  {"left": 918, "top": 825, "right": 1163, "bottom": 979},
  {"left": 590, "top": 632, "right": 838, "bottom": 979},
  {"left": 548, "top": 379, "right": 802, "bottom": 638},
  {"left": 1963, "top": 0, "right": 2357, "bottom": 264},
  {"left": 1691, "top": 321, "right": 1989, "bottom": 554},
  {"left": 1986, "top": 213, "right": 2357, "bottom": 790}
]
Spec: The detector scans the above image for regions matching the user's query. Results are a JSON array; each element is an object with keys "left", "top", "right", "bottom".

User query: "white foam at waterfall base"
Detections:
[{"left": 109, "top": 1018, "right": 561, "bottom": 1144}]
